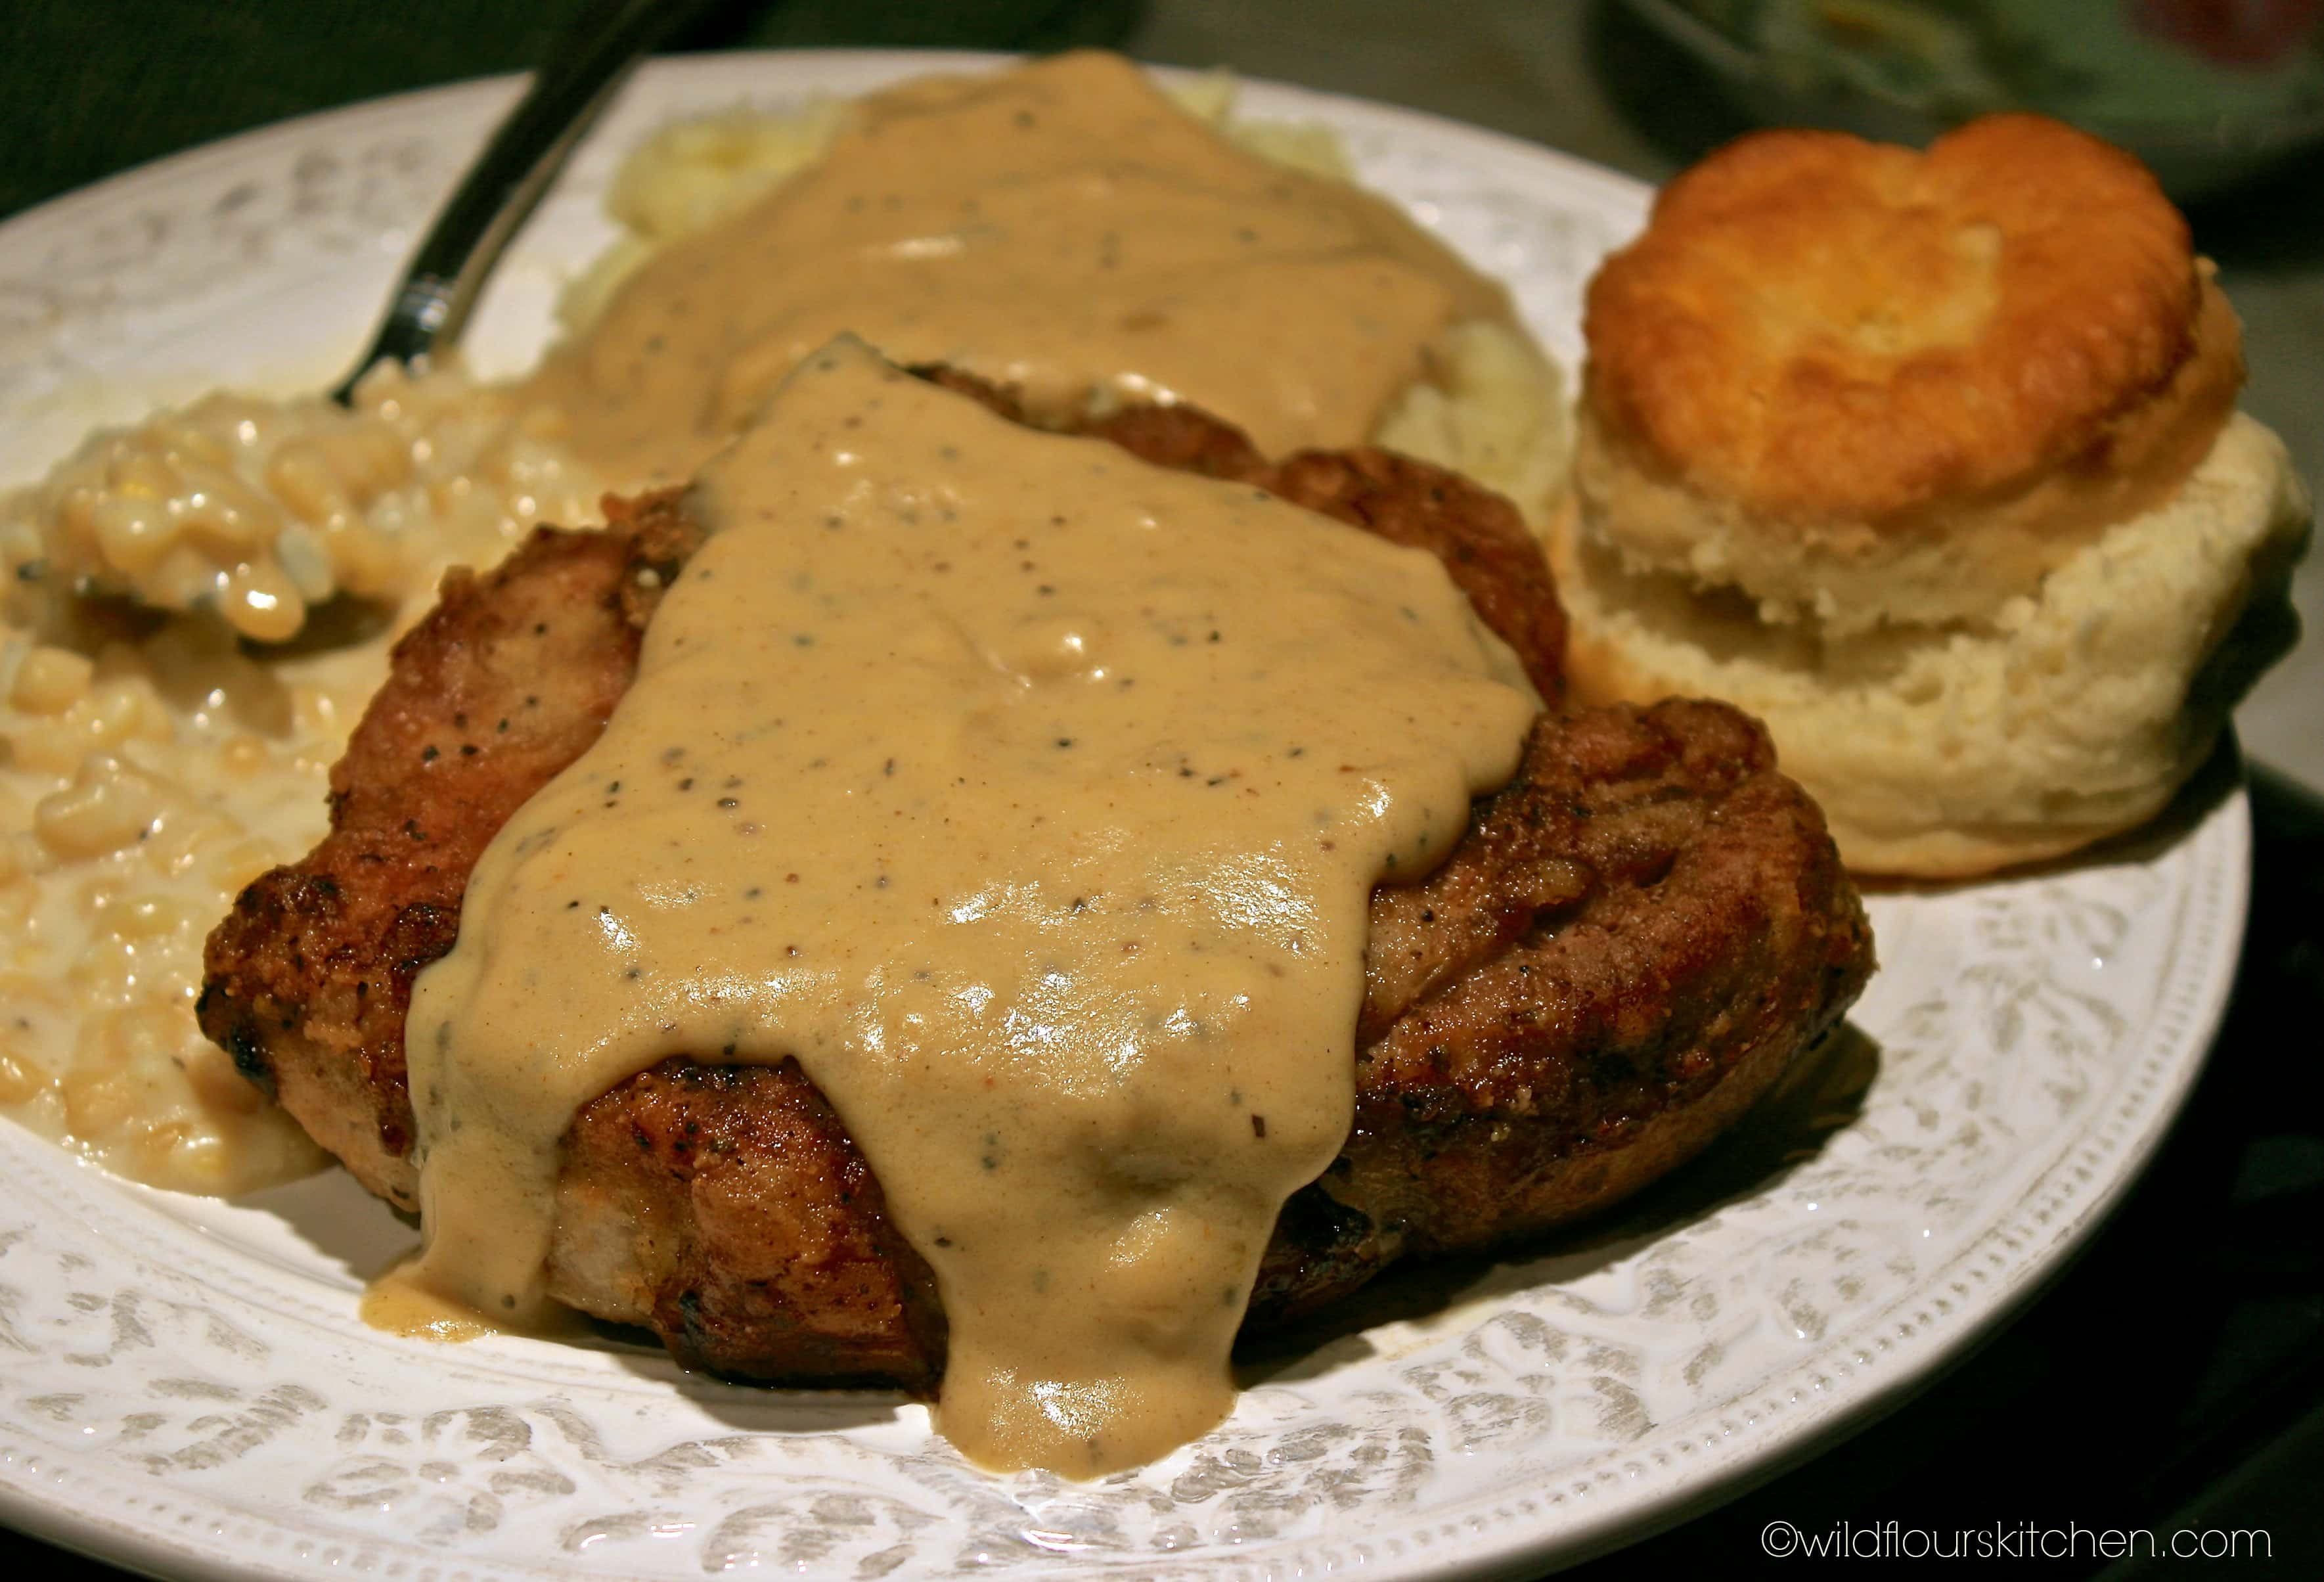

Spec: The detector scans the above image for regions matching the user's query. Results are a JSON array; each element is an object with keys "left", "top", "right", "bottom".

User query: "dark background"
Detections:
[
  {"left": 0, "top": 0, "right": 1136, "bottom": 221},
  {"left": 1, "top": 2, "right": 2317, "bottom": 1575}
]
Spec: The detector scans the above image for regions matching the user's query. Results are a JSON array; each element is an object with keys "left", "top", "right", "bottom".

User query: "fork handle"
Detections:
[{"left": 332, "top": 0, "right": 725, "bottom": 405}]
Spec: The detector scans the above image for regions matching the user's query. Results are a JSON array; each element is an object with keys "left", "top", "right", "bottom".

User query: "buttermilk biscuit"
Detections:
[
  {"left": 1552, "top": 413, "right": 2311, "bottom": 876},
  {"left": 1562, "top": 114, "right": 2312, "bottom": 877},
  {"left": 1580, "top": 114, "right": 2244, "bottom": 634}
]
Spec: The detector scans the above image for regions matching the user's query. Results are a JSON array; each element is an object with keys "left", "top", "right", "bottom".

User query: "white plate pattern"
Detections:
[{"left": 0, "top": 53, "right": 2250, "bottom": 1581}]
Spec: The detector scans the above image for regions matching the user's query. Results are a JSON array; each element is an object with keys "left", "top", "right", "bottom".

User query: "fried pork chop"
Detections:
[{"left": 199, "top": 386, "right": 1873, "bottom": 1389}]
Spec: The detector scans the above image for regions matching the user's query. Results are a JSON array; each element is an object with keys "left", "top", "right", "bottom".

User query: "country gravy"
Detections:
[
  {"left": 395, "top": 51, "right": 1541, "bottom": 1478},
  {"left": 517, "top": 49, "right": 1511, "bottom": 482},
  {"left": 405, "top": 342, "right": 1537, "bottom": 1474}
]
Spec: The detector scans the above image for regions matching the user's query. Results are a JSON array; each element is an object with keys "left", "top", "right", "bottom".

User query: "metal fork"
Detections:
[{"left": 330, "top": 0, "right": 727, "bottom": 405}]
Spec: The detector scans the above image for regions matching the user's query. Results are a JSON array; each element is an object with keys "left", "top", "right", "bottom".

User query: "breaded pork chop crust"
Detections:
[
  {"left": 200, "top": 492, "right": 703, "bottom": 1202},
  {"left": 202, "top": 395, "right": 1871, "bottom": 1386},
  {"left": 1261, "top": 698, "right": 1866, "bottom": 1324}
]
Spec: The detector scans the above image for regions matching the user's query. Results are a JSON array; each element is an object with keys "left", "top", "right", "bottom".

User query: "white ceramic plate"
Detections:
[{"left": 0, "top": 53, "right": 2250, "bottom": 1581}]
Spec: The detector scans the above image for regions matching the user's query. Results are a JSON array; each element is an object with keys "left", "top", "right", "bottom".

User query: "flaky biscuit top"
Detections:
[{"left": 1580, "top": 114, "right": 2244, "bottom": 631}]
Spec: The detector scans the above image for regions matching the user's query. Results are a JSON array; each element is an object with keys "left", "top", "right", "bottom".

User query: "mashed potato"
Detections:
[{"left": 0, "top": 67, "right": 1569, "bottom": 1196}]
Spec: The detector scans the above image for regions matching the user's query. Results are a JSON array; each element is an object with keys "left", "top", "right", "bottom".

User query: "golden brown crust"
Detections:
[
  {"left": 1574, "top": 270, "right": 2242, "bottom": 634},
  {"left": 1584, "top": 114, "right": 2241, "bottom": 534}
]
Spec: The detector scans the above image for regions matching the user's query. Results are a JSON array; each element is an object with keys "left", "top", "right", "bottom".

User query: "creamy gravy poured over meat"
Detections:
[
  {"left": 403, "top": 341, "right": 1537, "bottom": 1474},
  {"left": 391, "top": 49, "right": 1536, "bottom": 1477},
  {"left": 520, "top": 49, "right": 1511, "bottom": 481}
]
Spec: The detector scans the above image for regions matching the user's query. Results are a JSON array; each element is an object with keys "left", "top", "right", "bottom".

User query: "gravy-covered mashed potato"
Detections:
[{"left": 0, "top": 53, "right": 1568, "bottom": 1194}]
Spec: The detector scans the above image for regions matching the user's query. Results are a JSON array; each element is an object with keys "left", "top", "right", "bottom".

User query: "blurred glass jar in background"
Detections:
[{"left": 1626, "top": 0, "right": 2324, "bottom": 196}]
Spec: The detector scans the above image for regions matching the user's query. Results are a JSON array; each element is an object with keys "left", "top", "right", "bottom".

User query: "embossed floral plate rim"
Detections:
[{"left": 0, "top": 52, "right": 2252, "bottom": 1582}]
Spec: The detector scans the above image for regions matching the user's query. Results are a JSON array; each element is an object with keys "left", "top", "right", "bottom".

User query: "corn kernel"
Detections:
[
  {"left": 35, "top": 756, "right": 170, "bottom": 861},
  {"left": 9, "top": 646, "right": 95, "bottom": 714},
  {"left": 108, "top": 893, "right": 187, "bottom": 940},
  {"left": 217, "top": 733, "right": 270, "bottom": 775},
  {"left": 221, "top": 560, "right": 305, "bottom": 643}
]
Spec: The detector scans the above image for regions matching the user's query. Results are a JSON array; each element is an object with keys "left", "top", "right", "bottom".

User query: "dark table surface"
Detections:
[{"left": 3, "top": 2, "right": 2317, "bottom": 1575}]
